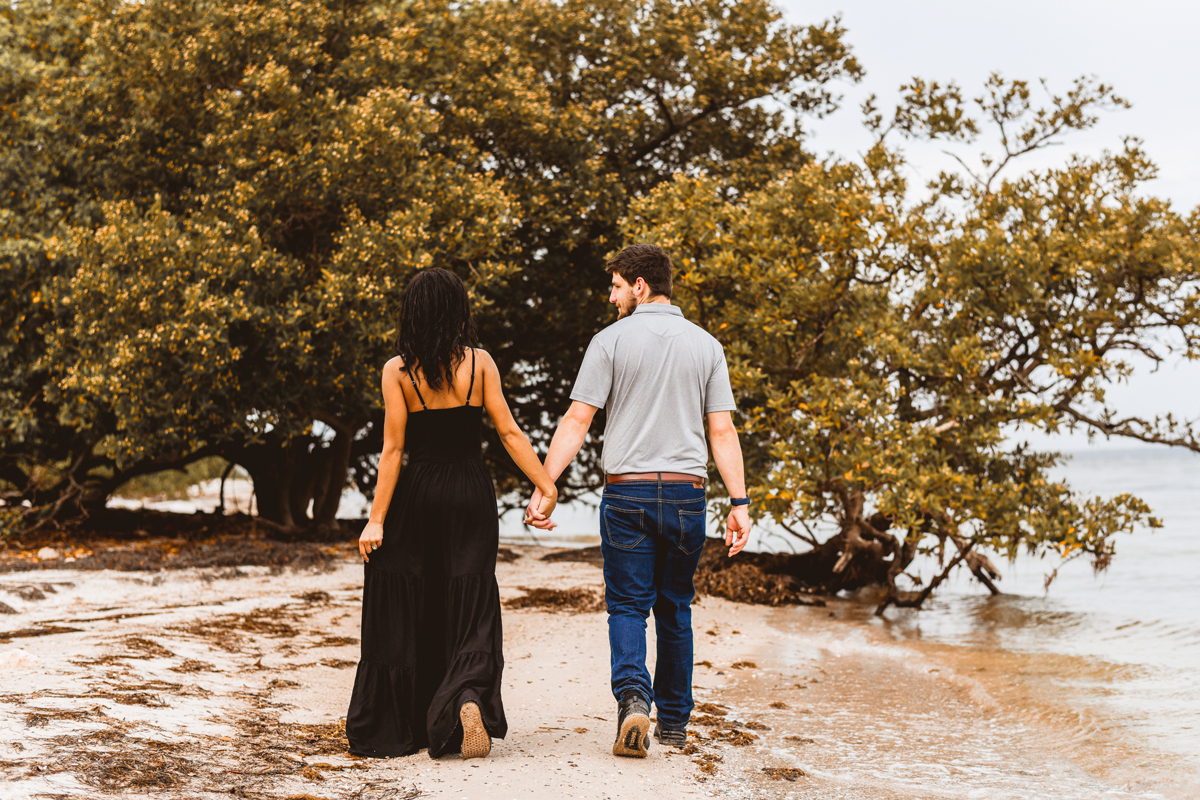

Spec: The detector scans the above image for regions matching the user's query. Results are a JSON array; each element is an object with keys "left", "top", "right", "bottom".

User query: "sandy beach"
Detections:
[{"left": 0, "top": 539, "right": 1193, "bottom": 800}]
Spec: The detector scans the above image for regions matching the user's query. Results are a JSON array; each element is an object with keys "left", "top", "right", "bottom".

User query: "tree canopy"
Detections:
[
  {"left": 628, "top": 76, "right": 1199, "bottom": 609},
  {"left": 3, "top": 0, "right": 518, "bottom": 530},
  {"left": 2, "top": 0, "right": 860, "bottom": 531},
  {"left": 2, "top": 0, "right": 1198, "bottom": 608}
]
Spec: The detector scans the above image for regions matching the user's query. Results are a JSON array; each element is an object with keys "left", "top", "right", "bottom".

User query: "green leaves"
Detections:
[
  {"left": 4, "top": 0, "right": 860, "bottom": 526},
  {"left": 627, "top": 75, "right": 1198, "bottom": 603},
  {"left": 6, "top": 0, "right": 1189, "bottom": 585},
  {"left": 1, "top": 0, "right": 519, "bottom": 525}
]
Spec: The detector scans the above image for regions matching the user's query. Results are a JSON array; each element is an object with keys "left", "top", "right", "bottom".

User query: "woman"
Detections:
[{"left": 346, "top": 268, "right": 557, "bottom": 760}]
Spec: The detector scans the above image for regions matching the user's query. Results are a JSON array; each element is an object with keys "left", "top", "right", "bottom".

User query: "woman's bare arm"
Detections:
[
  {"left": 359, "top": 357, "right": 408, "bottom": 562},
  {"left": 477, "top": 350, "right": 558, "bottom": 517}
]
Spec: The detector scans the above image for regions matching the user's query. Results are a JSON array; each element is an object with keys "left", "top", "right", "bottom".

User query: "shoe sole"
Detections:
[
  {"left": 612, "top": 712, "right": 650, "bottom": 758},
  {"left": 460, "top": 701, "right": 491, "bottom": 759}
]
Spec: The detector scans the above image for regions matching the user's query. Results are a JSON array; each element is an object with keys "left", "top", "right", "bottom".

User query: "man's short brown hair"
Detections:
[{"left": 604, "top": 244, "right": 673, "bottom": 299}]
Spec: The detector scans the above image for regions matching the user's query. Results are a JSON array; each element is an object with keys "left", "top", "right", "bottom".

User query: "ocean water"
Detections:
[{"left": 858, "top": 446, "right": 1200, "bottom": 786}]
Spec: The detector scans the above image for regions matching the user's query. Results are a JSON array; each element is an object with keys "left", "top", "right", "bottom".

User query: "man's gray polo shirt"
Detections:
[{"left": 570, "top": 303, "right": 736, "bottom": 476}]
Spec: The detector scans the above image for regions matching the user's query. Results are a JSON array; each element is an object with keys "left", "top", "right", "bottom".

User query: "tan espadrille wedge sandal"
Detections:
[{"left": 459, "top": 701, "right": 491, "bottom": 759}]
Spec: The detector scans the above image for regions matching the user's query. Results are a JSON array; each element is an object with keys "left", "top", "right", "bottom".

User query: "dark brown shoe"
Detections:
[
  {"left": 654, "top": 724, "right": 687, "bottom": 748},
  {"left": 612, "top": 691, "right": 650, "bottom": 757}
]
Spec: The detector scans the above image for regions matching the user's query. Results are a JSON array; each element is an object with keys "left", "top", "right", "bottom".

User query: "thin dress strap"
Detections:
[
  {"left": 464, "top": 348, "right": 476, "bottom": 406},
  {"left": 405, "top": 366, "right": 428, "bottom": 411}
]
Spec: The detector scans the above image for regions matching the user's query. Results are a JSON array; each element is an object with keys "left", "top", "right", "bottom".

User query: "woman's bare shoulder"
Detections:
[
  {"left": 468, "top": 347, "right": 497, "bottom": 370},
  {"left": 383, "top": 355, "right": 406, "bottom": 375}
]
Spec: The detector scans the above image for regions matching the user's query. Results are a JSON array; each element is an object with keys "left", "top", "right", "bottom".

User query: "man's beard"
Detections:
[{"left": 615, "top": 296, "right": 635, "bottom": 319}]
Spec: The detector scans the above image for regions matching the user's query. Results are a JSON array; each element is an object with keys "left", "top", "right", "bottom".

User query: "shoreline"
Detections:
[{"left": 0, "top": 545, "right": 1191, "bottom": 799}]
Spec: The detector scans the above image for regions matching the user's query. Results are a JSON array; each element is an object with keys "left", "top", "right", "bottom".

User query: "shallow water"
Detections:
[{"left": 821, "top": 446, "right": 1200, "bottom": 795}]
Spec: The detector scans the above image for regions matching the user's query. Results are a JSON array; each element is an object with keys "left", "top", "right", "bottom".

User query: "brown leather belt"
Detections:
[{"left": 606, "top": 472, "right": 706, "bottom": 489}]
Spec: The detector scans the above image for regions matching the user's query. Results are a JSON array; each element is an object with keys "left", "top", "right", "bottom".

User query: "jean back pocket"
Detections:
[
  {"left": 676, "top": 508, "right": 707, "bottom": 555},
  {"left": 602, "top": 505, "right": 647, "bottom": 550}
]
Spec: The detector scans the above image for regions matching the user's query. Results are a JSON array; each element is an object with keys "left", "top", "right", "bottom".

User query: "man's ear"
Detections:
[{"left": 634, "top": 277, "right": 648, "bottom": 297}]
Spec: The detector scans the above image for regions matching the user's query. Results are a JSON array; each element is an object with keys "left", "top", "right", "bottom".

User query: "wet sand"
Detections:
[
  {"left": 723, "top": 604, "right": 1198, "bottom": 800},
  {"left": 0, "top": 546, "right": 1187, "bottom": 799}
]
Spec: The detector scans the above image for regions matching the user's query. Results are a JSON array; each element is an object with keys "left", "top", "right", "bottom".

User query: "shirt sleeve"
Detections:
[
  {"left": 569, "top": 336, "right": 613, "bottom": 409},
  {"left": 704, "top": 349, "right": 737, "bottom": 413}
]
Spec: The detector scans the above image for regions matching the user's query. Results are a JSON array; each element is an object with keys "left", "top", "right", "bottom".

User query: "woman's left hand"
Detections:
[{"left": 359, "top": 522, "right": 384, "bottom": 562}]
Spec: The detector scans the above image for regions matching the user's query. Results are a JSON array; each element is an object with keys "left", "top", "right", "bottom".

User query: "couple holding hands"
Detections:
[{"left": 346, "top": 244, "right": 751, "bottom": 761}]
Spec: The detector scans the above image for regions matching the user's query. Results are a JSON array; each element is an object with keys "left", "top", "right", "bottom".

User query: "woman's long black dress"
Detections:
[{"left": 346, "top": 361, "right": 506, "bottom": 758}]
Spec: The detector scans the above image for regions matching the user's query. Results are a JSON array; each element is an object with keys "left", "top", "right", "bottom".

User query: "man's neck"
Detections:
[{"left": 637, "top": 295, "right": 671, "bottom": 306}]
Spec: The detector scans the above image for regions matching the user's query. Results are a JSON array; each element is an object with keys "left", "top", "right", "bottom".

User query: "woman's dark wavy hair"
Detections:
[{"left": 394, "top": 268, "right": 476, "bottom": 392}]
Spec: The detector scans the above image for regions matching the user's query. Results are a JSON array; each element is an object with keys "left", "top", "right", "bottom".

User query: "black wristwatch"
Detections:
[{"left": 730, "top": 497, "right": 750, "bottom": 507}]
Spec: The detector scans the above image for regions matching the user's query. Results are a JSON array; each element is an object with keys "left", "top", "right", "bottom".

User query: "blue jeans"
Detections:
[{"left": 599, "top": 480, "right": 707, "bottom": 730}]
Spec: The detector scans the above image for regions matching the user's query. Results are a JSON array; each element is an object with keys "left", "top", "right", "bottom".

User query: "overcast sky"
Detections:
[{"left": 778, "top": 0, "right": 1199, "bottom": 448}]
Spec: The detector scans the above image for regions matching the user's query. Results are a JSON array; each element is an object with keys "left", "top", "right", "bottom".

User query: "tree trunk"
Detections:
[
  {"left": 235, "top": 415, "right": 361, "bottom": 534},
  {"left": 238, "top": 437, "right": 302, "bottom": 529},
  {"left": 312, "top": 416, "right": 353, "bottom": 528},
  {"left": 721, "top": 499, "right": 999, "bottom": 612},
  {"left": 735, "top": 512, "right": 999, "bottom": 613}
]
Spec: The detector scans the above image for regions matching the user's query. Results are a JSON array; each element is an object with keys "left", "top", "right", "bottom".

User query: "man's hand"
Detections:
[
  {"left": 724, "top": 506, "right": 751, "bottom": 556},
  {"left": 524, "top": 487, "right": 558, "bottom": 531},
  {"left": 359, "top": 521, "right": 384, "bottom": 562}
]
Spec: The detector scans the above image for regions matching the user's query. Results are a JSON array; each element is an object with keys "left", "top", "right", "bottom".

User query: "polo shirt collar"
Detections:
[{"left": 632, "top": 303, "right": 683, "bottom": 317}]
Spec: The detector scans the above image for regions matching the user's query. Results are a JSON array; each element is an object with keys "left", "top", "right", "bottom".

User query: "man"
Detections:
[{"left": 525, "top": 243, "right": 751, "bottom": 758}]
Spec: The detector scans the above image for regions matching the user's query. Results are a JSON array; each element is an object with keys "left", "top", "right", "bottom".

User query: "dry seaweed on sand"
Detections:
[
  {"left": 0, "top": 624, "right": 82, "bottom": 642},
  {"left": 314, "top": 635, "right": 358, "bottom": 647},
  {"left": 317, "top": 788, "right": 422, "bottom": 800},
  {"left": 785, "top": 735, "right": 816, "bottom": 744},
  {"left": 693, "top": 752, "right": 723, "bottom": 775},
  {"left": 86, "top": 689, "right": 169, "bottom": 707},
  {"left": 710, "top": 728, "right": 758, "bottom": 746},
  {"left": 694, "top": 702, "right": 727, "bottom": 715},
  {"left": 118, "top": 635, "right": 176, "bottom": 658},
  {"left": 170, "top": 658, "right": 219, "bottom": 673},
  {"left": 762, "top": 767, "right": 807, "bottom": 781},
  {"left": 70, "top": 653, "right": 130, "bottom": 666},
  {"left": 0, "top": 509, "right": 351, "bottom": 574},
  {"left": 503, "top": 586, "right": 605, "bottom": 613},
  {"left": 234, "top": 718, "right": 350, "bottom": 757},
  {"left": 25, "top": 707, "right": 98, "bottom": 727},
  {"left": 496, "top": 547, "right": 522, "bottom": 563},
  {"left": 286, "top": 721, "right": 351, "bottom": 757},
  {"left": 320, "top": 658, "right": 357, "bottom": 669},
  {"left": 51, "top": 729, "right": 197, "bottom": 790},
  {"left": 540, "top": 546, "right": 603, "bottom": 566},
  {"left": 3, "top": 536, "right": 342, "bottom": 573},
  {"left": 300, "top": 766, "right": 326, "bottom": 781},
  {"left": 693, "top": 539, "right": 826, "bottom": 607},
  {"left": 6, "top": 584, "right": 50, "bottom": 601},
  {"left": 170, "top": 606, "right": 305, "bottom": 652},
  {"left": 690, "top": 714, "right": 728, "bottom": 727},
  {"left": 234, "top": 607, "right": 304, "bottom": 637}
]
